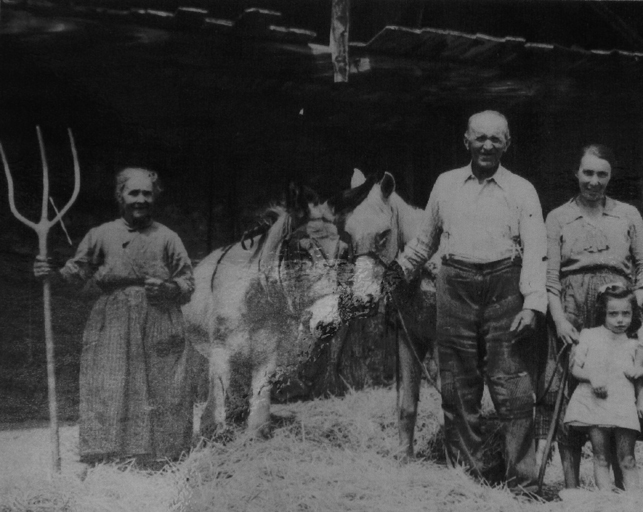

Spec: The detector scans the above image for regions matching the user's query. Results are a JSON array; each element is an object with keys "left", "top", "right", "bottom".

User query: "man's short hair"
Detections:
[{"left": 466, "top": 110, "right": 511, "bottom": 141}]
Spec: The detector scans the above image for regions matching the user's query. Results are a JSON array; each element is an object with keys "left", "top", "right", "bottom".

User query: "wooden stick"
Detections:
[
  {"left": 537, "top": 356, "right": 569, "bottom": 493},
  {"left": 49, "top": 197, "right": 73, "bottom": 246},
  {"left": 1, "top": 127, "right": 80, "bottom": 475}
]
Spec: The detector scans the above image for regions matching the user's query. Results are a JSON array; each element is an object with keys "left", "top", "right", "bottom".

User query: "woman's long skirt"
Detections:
[{"left": 79, "top": 287, "right": 192, "bottom": 461}]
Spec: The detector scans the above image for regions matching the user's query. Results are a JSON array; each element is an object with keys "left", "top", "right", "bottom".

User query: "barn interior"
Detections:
[{"left": 2, "top": 0, "right": 643, "bottom": 422}]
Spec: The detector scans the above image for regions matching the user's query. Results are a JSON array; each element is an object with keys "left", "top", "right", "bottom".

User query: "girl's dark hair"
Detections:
[
  {"left": 595, "top": 284, "right": 641, "bottom": 337},
  {"left": 579, "top": 144, "right": 617, "bottom": 172}
]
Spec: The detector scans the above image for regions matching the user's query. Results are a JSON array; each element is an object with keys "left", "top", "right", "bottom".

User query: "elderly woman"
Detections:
[
  {"left": 536, "top": 144, "right": 643, "bottom": 488},
  {"left": 34, "top": 167, "right": 194, "bottom": 465}
]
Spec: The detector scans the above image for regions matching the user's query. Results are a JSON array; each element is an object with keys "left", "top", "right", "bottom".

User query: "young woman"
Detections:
[
  {"left": 564, "top": 284, "right": 642, "bottom": 491},
  {"left": 536, "top": 144, "right": 643, "bottom": 488}
]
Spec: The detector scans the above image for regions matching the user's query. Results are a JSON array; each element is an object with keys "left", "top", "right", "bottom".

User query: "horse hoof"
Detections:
[
  {"left": 394, "top": 450, "right": 415, "bottom": 464},
  {"left": 251, "top": 423, "right": 272, "bottom": 440},
  {"left": 199, "top": 423, "right": 234, "bottom": 445}
]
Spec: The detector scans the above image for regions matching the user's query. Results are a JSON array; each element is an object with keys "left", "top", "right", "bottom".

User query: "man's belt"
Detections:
[{"left": 442, "top": 255, "right": 522, "bottom": 273}]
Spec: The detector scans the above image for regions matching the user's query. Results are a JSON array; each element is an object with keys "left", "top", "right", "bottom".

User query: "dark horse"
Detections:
[{"left": 329, "top": 169, "right": 441, "bottom": 458}]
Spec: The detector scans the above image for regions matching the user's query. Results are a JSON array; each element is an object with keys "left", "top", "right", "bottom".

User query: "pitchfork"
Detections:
[{"left": 2, "top": 127, "right": 80, "bottom": 474}]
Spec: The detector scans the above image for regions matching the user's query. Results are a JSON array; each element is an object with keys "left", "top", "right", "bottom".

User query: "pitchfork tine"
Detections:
[
  {"left": 48, "top": 129, "right": 80, "bottom": 228},
  {"left": 37, "top": 126, "right": 49, "bottom": 224},
  {"left": 1, "top": 141, "right": 37, "bottom": 230}
]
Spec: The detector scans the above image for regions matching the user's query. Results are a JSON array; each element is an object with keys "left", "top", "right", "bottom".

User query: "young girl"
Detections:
[{"left": 564, "top": 283, "right": 643, "bottom": 491}]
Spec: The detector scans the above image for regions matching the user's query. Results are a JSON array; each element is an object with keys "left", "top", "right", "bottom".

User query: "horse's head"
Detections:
[
  {"left": 271, "top": 182, "right": 352, "bottom": 341},
  {"left": 329, "top": 169, "right": 402, "bottom": 316}
]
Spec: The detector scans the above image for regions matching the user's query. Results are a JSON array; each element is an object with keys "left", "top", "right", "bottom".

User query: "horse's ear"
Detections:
[
  {"left": 328, "top": 173, "right": 376, "bottom": 215},
  {"left": 351, "top": 168, "right": 367, "bottom": 188},
  {"left": 380, "top": 172, "right": 395, "bottom": 199}
]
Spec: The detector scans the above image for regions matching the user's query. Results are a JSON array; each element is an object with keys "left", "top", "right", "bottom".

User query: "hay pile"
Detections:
[
  {"left": 181, "top": 386, "right": 637, "bottom": 512},
  {"left": 5, "top": 385, "right": 643, "bottom": 511}
]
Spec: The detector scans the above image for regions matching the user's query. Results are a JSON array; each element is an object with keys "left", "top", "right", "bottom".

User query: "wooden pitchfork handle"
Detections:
[
  {"left": 1, "top": 127, "right": 80, "bottom": 475},
  {"left": 537, "top": 346, "right": 570, "bottom": 494}
]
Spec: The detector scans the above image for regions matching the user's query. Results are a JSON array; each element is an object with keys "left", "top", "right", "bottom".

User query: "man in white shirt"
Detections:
[{"left": 393, "top": 110, "right": 547, "bottom": 494}]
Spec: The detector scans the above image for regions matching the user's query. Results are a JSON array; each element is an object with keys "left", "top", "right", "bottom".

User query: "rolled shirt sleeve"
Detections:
[
  {"left": 518, "top": 182, "right": 548, "bottom": 313},
  {"left": 545, "top": 210, "right": 564, "bottom": 298},
  {"left": 396, "top": 175, "right": 444, "bottom": 279},
  {"left": 626, "top": 206, "right": 643, "bottom": 290}
]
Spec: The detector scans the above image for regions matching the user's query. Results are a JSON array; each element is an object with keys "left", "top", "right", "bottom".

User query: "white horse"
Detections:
[
  {"left": 329, "top": 169, "right": 441, "bottom": 458},
  {"left": 183, "top": 184, "right": 350, "bottom": 438}
]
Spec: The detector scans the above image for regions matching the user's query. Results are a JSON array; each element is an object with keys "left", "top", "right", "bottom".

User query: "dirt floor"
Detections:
[
  {"left": 0, "top": 423, "right": 85, "bottom": 495},
  {"left": 0, "top": 402, "right": 205, "bottom": 497}
]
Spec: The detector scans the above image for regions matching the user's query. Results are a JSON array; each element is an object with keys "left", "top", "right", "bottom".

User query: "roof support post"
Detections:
[{"left": 330, "top": 0, "right": 350, "bottom": 82}]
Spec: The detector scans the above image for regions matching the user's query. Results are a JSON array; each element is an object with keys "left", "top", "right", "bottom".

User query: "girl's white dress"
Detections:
[{"left": 564, "top": 326, "right": 640, "bottom": 432}]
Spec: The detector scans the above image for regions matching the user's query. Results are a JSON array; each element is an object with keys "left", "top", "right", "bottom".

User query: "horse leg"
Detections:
[
  {"left": 429, "top": 339, "right": 444, "bottom": 427},
  {"left": 247, "top": 351, "right": 277, "bottom": 439},
  {"left": 201, "top": 345, "right": 229, "bottom": 437},
  {"left": 397, "top": 331, "right": 422, "bottom": 460},
  {"left": 324, "top": 324, "right": 349, "bottom": 395}
]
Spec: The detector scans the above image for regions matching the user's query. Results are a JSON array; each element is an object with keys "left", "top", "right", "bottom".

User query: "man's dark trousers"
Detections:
[{"left": 437, "top": 256, "right": 537, "bottom": 492}]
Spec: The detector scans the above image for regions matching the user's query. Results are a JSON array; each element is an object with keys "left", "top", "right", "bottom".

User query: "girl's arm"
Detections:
[{"left": 570, "top": 332, "right": 607, "bottom": 398}]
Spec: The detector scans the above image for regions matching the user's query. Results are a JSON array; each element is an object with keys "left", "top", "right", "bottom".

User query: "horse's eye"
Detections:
[{"left": 376, "top": 229, "right": 391, "bottom": 247}]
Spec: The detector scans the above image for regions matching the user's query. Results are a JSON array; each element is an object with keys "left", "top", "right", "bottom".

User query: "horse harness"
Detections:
[{"left": 209, "top": 218, "right": 349, "bottom": 317}]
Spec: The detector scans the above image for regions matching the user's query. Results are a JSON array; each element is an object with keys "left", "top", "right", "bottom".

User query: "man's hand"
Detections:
[
  {"left": 382, "top": 260, "right": 405, "bottom": 295},
  {"left": 510, "top": 309, "right": 537, "bottom": 333}
]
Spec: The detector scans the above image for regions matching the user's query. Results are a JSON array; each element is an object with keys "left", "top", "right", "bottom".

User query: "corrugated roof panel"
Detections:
[
  {"left": 495, "top": 36, "right": 528, "bottom": 65},
  {"left": 203, "top": 17, "right": 235, "bottom": 33},
  {"left": 364, "top": 26, "right": 424, "bottom": 54},
  {"left": 144, "top": 9, "right": 175, "bottom": 29},
  {"left": 413, "top": 28, "right": 450, "bottom": 59},
  {"left": 460, "top": 34, "right": 506, "bottom": 63},
  {"left": 235, "top": 8, "right": 283, "bottom": 33},
  {"left": 57, "top": 4, "right": 643, "bottom": 69},
  {"left": 591, "top": 48, "right": 643, "bottom": 59},
  {"left": 541, "top": 44, "right": 592, "bottom": 68},
  {"left": 358, "top": 24, "right": 643, "bottom": 68},
  {"left": 267, "top": 25, "right": 317, "bottom": 44},
  {"left": 441, "top": 30, "right": 479, "bottom": 59}
]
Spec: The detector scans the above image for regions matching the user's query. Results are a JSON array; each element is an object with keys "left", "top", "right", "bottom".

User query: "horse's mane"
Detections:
[
  {"left": 207, "top": 203, "right": 306, "bottom": 292},
  {"left": 246, "top": 205, "right": 290, "bottom": 266},
  {"left": 247, "top": 183, "right": 326, "bottom": 269}
]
